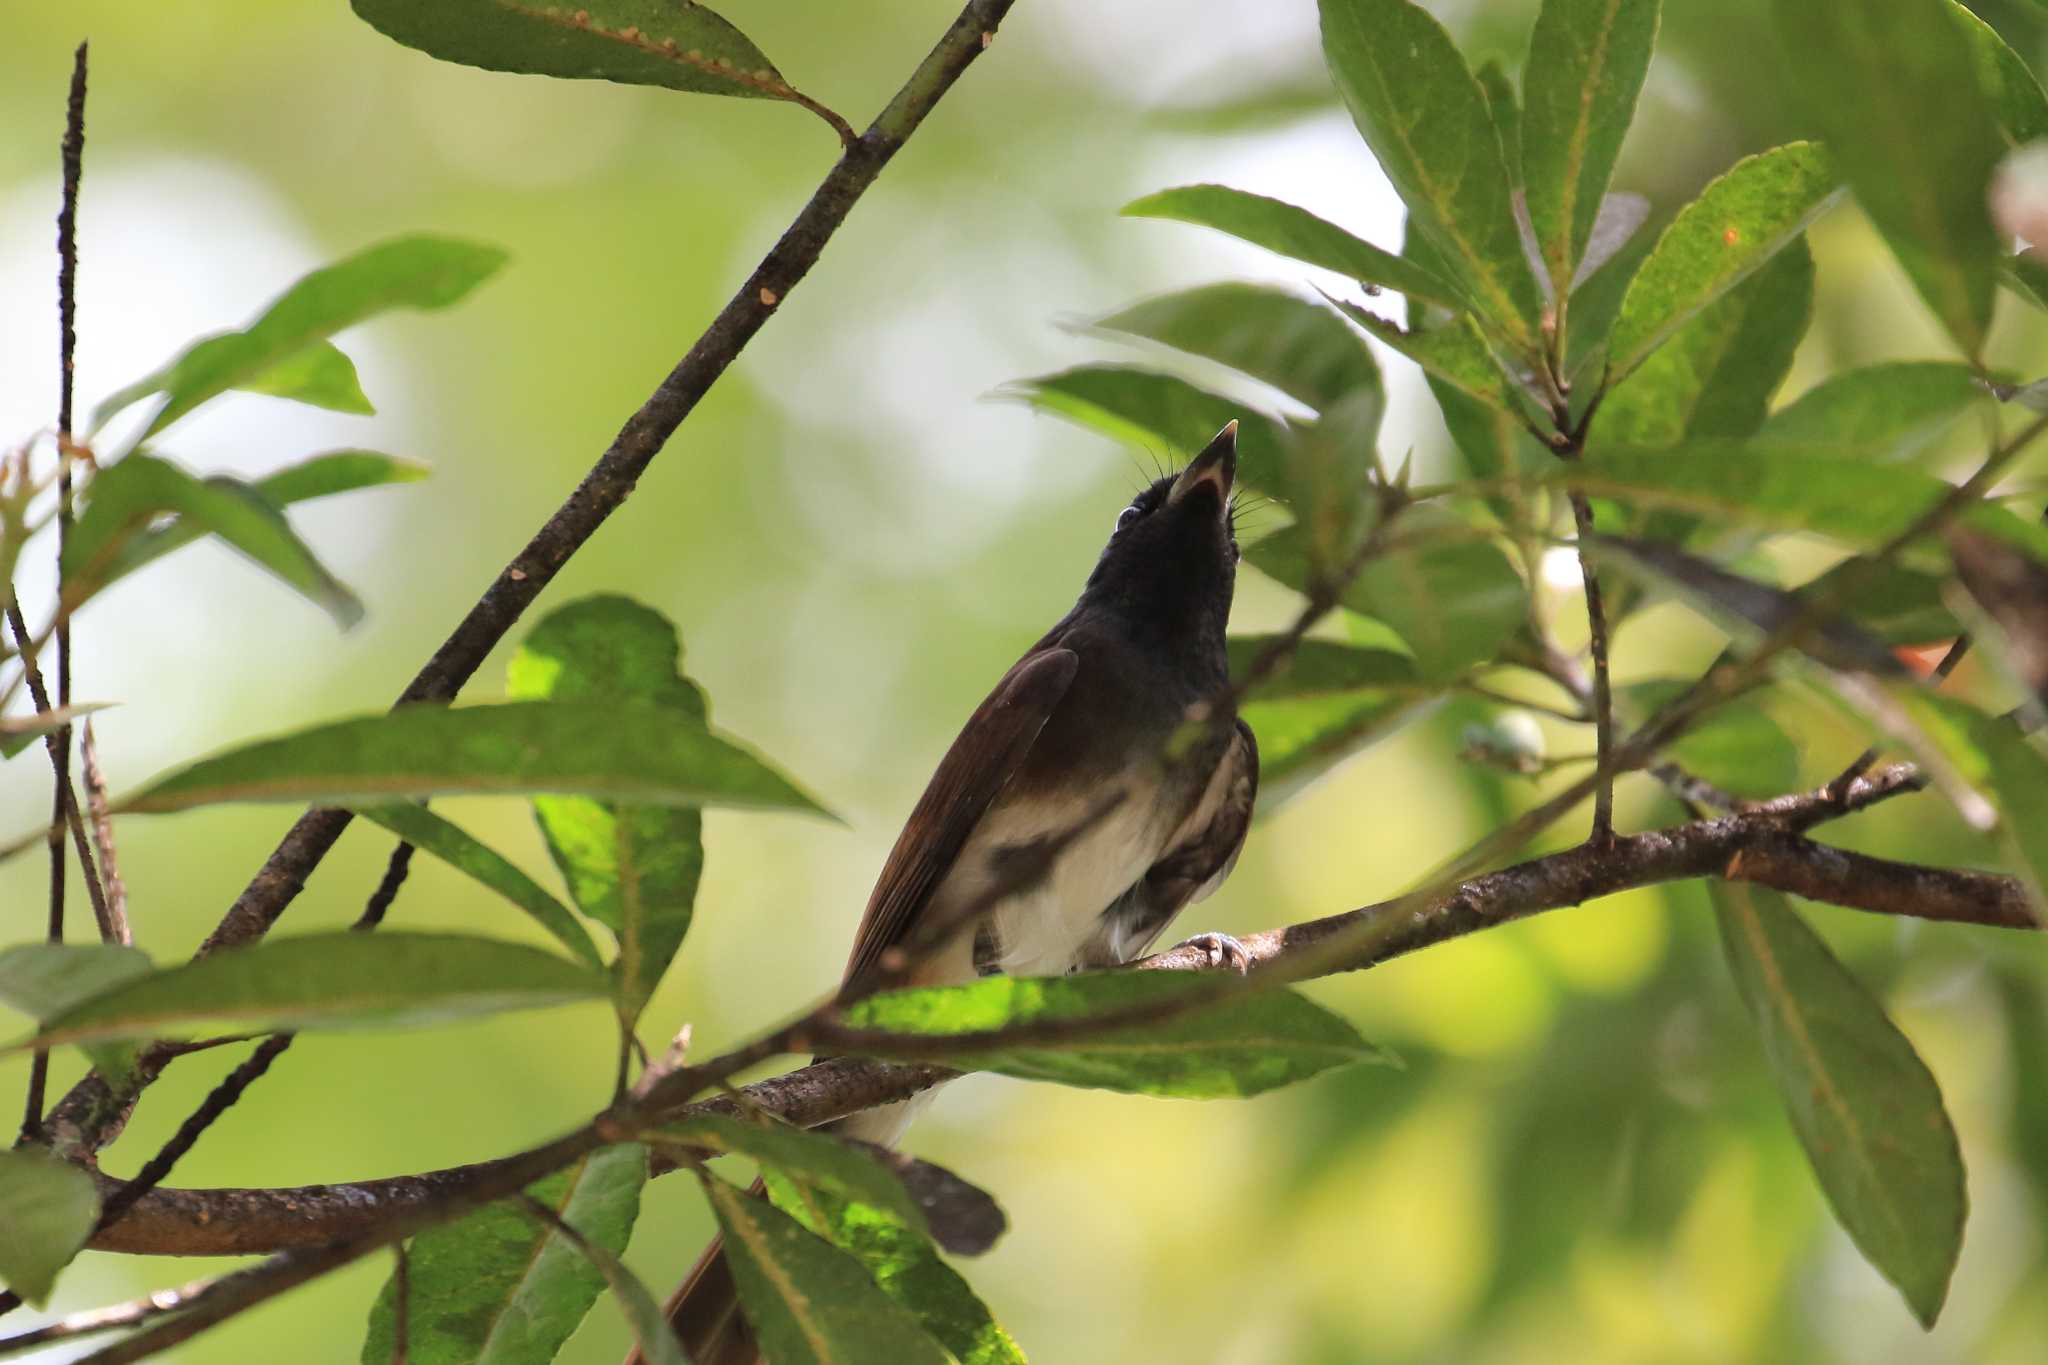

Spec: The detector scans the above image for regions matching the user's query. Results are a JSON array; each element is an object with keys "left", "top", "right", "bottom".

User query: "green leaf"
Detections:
[
  {"left": 354, "top": 803, "right": 604, "bottom": 969},
  {"left": 92, "top": 339, "right": 371, "bottom": 433},
  {"left": 2005, "top": 252, "right": 2048, "bottom": 313},
  {"left": 0, "top": 702, "right": 114, "bottom": 761},
  {"left": 1760, "top": 362, "right": 1988, "bottom": 462},
  {"left": 1558, "top": 444, "right": 2048, "bottom": 561},
  {"left": 1092, "top": 283, "right": 1380, "bottom": 414},
  {"left": 837, "top": 972, "right": 1389, "bottom": 1098},
  {"left": 1714, "top": 883, "right": 1966, "bottom": 1326},
  {"left": 1607, "top": 142, "right": 1839, "bottom": 381},
  {"left": 508, "top": 597, "right": 711, "bottom": 1015},
  {"left": 1229, "top": 637, "right": 1441, "bottom": 810},
  {"left": 1325, "top": 295, "right": 1521, "bottom": 414},
  {"left": 360, "top": 1144, "right": 648, "bottom": 1365},
  {"left": 1005, "top": 366, "right": 1286, "bottom": 496},
  {"left": 703, "top": 1176, "right": 955, "bottom": 1365},
  {"left": 1248, "top": 513, "right": 1529, "bottom": 680},
  {"left": 1952, "top": 1, "right": 2048, "bottom": 147},
  {"left": 0, "top": 1148, "right": 99, "bottom": 1307},
  {"left": 1275, "top": 392, "right": 1383, "bottom": 585},
  {"left": 1948, "top": 526, "right": 2048, "bottom": 706},
  {"left": 765, "top": 1176, "right": 1025, "bottom": 1365},
  {"left": 1773, "top": 0, "right": 2004, "bottom": 359},
  {"left": 1476, "top": 60, "right": 1522, "bottom": 188},
  {"left": 63, "top": 454, "right": 363, "bottom": 628},
  {"left": 659, "top": 1114, "right": 1005, "bottom": 1256},
  {"left": 352, "top": 0, "right": 804, "bottom": 107},
  {"left": 1520, "top": 0, "right": 1661, "bottom": 297},
  {"left": 1320, "top": 0, "right": 1544, "bottom": 349},
  {"left": 11, "top": 932, "right": 609, "bottom": 1050},
  {"left": 0, "top": 942, "right": 153, "bottom": 1082},
  {"left": 1620, "top": 680, "right": 1798, "bottom": 797},
  {"left": 1121, "top": 184, "right": 1467, "bottom": 311},
  {"left": 114, "top": 235, "right": 504, "bottom": 440},
  {"left": 115, "top": 698, "right": 829, "bottom": 817},
  {"left": 108, "top": 450, "right": 428, "bottom": 590},
  {"left": 1971, "top": 716, "right": 2048, "bottom": 914},
  {"left": 1596, "top": 240, "right": 1813, "bottom": 444},
  {"left": 1796, "top": 557, "right": 1962, "bottom": 647}
]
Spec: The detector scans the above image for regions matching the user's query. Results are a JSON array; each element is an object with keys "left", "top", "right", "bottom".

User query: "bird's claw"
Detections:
[{"left": 1174, "top": 931, "right": 1252, "bottom": 975}]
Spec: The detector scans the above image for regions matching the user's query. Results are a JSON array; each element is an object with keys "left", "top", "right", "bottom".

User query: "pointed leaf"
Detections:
[
  {"left": 837, "top": 972, "right": 1389, "bottom": 1098},
  {"left": 12, "top": 933, "right": 608, "bottom": 1050},
  {"left": 658, "top": 1114, "right": 1004, "bottom": 1256},
  {"left": 1325, "top": 294, "right": 1521, "bottom": 413},
  {"left": 108, "top": 450, "right": 428, "bottom": 590},
  {"left": 1714, "top": 884, "right": 1966, "bottom": 1326},
  {"left": 1006, "top": 366, "right": 1285, "bottom": 496},
  {"left": 116, "top": 236, "right": 504, "bottom": 440},
  {"left": 92, "top": 339, "right": 370, "bottom": 433},
  {"left": 63, "top": 454, "right": 363, "bottom": 627},
  {"left": 114, "top": 699, "right": 828, "bottom": 817},
  {"left": 354, "top": 803, "right": 604, "bottom": 969},
  {"left": 1121, "top": 184, "right": 1467, "bottom": 311},
  {"left": 360, "top": 1144, "right": 648, "bottom": 1365},
  {"left": 1761, "top": 362, "right": 1988, "bottom": 462},
  {"left": 1521, "top": 0, "right": 1661, "bottom": 296},
  {"left": 1275, "top": 391, "right": 1383, "bottom": 584},
  {"left": 703, "top": 1176, "right": 955, "bottom": 1365},
  {"left": 1, "top": 702, "right": 115, "bottom": 761},
  {"left": 353, "top": 0, "right": 804, "bottom": 108},
  {"left": 764, "top": 1174, "right": 1025, "bottom": 1365},
  {"left": 1320, "top": 0, "right": 1544, "bottom": 348},
  {"left": 1952, "top": 1, "right": 2048, "bottom": 147},
  {"left": 1228, "top": 637, "right": 1440, "bottom": 809},
  {"left": 1597, "top": 239, "right": 1812, "bottom": 444},
  {"left": 0, "top": 942, "right": 153, "bottom": 1082},
  {"left": 1774, "top": 0, "right": 2004, "bottom": 358},
  {"left": 0, "top": 1148, "right": 99, "bottom": 1307},
  {"left": 1607, "top": 142, "right": 1839, "bottom": 381},
  {"left": 508, "top": 596, "right": 711, "bottom": 1014},
  {"left": 1093, "top": 283, "right": 1380, "bottom": 413}
]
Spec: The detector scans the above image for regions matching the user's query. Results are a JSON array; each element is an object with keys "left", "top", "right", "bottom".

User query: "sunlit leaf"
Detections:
[
  {"left": 1121, "top": 184, "right": 1466, "bottom": 311},
  {"left": 1952, "top": 1, "right": 2048, "bottom": 147},
  {"left": 837, "top": 972, "right": 1389, "bottom": 1098},
  {"left": 1521, "top": 0, "right": 1661, "bottom": 297},
  {"left": 354, "top": 803, "right": 604, "bottom": 969},
  {"left": 1324, "top": 294, "right": 1522, "bottom": 414},
  {"left": 1606, "top": 142, "right": 1840, "bottom": 381},
  {"left": 353, "top": 0, "right": 808, "bottom": 109},
  {"left": 1093, "top": 283, "right": 1380, "bottom": 413},
  {"left": 1320, "top": 0, "right": 1544, "bottom": 349},
  {"left": 1620, "top": 680, "right": 1798, "bottom": 797},
  {"left": 114, "top": 699, "right": 829, "bottom": 817},
  {"left": 764, "top": 1174, "right": 1025, "bottom": 1365},
  {"left": 703, "top": 1176, "right": 955, "bottom": 1365},
  {"left": 1760, "top": 362, "right": 1988, "bottom": 461},
  {"left": 1005, "top": 365, "right": 1285, "bottom": 496},
  {"left": 11, "top": 932, "right": 609, "bottom": 1050},
  {"left": 0, "top": 1148, "right": 99, "bottom": 1308},
  {"left": 63, "top": 454, "right": 363, "bottom": 628},
  {"left": 1773, "top": 0, "right": 2003, "bottom": 358},
  {"left": 1229, "top": 637, "right": 1440, "bottom": 808},
  {"left": 1715, "top": 883, "right": 1966, "bottom": 1326},
  {"left": 109, "top": 235, "right": 504, "bottom": 440},
  {"left": 92, "top": 339, "right": 370, "bottom": 434},
  {"left": 360, "top": 1144, "right": 648, "bottom": 1365},
  {"left": 508, "top": 596, "right": 711, "bottom": 1014},
  {"left": 108, "top": 450, "right": 428, "bottom": 589}
]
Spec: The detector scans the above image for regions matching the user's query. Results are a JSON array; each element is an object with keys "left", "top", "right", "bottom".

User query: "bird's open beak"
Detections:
[{"left": 1168, "top": 420, "right": 1238, "bottom": 509}]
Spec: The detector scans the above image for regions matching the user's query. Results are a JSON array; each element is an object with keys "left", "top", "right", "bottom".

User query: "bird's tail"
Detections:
[{"left": 625, "top": 1180, "right": 766, "bottom": 1365}]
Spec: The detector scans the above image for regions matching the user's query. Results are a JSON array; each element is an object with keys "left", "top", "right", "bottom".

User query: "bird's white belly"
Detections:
[{"left": 921, "top": 773, "right": 1172, "bottom": 983}]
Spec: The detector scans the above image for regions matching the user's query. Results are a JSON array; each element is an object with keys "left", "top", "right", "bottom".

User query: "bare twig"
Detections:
[
  {"left": 1566, "top": 491, "right": 1617, "bottom": 842},
  {"left": 79, "top": 719, "right": 130, "bottom": 940}
]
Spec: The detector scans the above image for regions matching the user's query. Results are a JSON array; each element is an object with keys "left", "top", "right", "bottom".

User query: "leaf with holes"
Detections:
[
  {"left": 704, "top": 1177, "right": 955, "bottom": 1365},
  {"left": 1607, "top": 143, "right": 1839, "bottom": 381},
  {"left": 1714, "top": 884, "right": 1966, "bottom": 1326},
  {"left": 359, "top": 1144, "right": 648, "bottom": 1365},
  {"left": 1774, "top": 0, "right": 2004, "bottom": 358},
  {"left": 1521, "top": 0, "right": 1661, "bottom": 297},
  {"left": 1121, "top": 184, "right": 1467, "bottom": 311},
  {"left": 1320, "top": 0, "right": 1544, "bottom": 348}
]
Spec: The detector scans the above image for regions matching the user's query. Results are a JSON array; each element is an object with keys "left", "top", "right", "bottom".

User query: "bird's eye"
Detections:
[{"left": 1115, "top": 505, "right": 1142, "bottom": 532}]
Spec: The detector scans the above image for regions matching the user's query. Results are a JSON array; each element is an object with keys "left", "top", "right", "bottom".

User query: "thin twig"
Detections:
[
  {"left": 1566, "top": 491, "right": 1617, "bottom": 843},
  {"left": 80, "top": 719, "right": 130, "bottom": 940}
]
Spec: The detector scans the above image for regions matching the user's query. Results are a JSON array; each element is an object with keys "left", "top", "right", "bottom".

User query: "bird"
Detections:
[{"left": 649, "top": 422, "right": 1260, "bottom": 1365}]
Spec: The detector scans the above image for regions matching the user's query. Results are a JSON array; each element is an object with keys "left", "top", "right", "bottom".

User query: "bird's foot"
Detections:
[{"left": 1173, "top": 931, "right": 1252, "bottom": 975}]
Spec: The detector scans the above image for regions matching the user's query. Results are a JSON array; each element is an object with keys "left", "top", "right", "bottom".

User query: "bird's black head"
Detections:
[{"left": 1077, "top": 422, "right": 1241, "bottom": 664}]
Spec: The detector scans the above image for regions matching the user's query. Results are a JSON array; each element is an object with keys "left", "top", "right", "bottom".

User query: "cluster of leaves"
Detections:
[{"left": 1015, "top": 0, "right": 2048, "bottom": 1332}]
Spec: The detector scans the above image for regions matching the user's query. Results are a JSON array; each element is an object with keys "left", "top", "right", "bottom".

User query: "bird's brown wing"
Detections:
[{"left": 841, "top": 646, "right": 1079, "bottom": 990}]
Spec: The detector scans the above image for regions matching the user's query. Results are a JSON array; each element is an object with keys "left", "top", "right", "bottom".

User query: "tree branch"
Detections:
[
  {"left": 37, "top": 0, "right": 1023, "bottom": 1163},
  {"left": 75, "top": 762, "right": 2028, "bottom": 1259}
]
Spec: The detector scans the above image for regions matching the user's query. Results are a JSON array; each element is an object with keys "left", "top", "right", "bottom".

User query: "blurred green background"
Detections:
[{"left": 5, "top": 1, "right": 2048, "bottom": 1360}]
